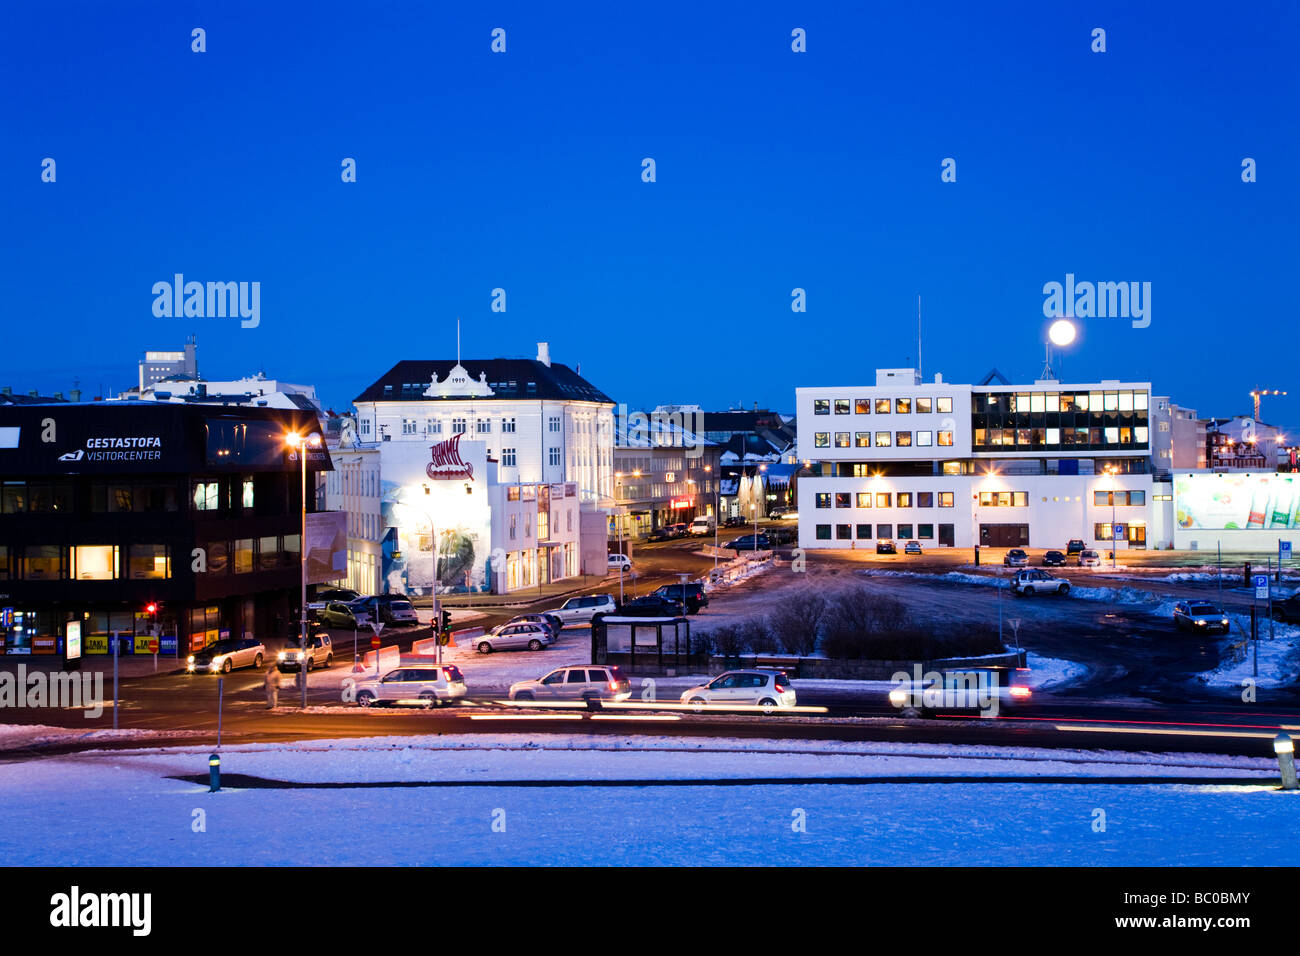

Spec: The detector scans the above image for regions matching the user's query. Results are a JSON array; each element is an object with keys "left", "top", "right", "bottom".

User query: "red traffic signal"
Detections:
[{"left": 145, "top": 602, "right": 158, "bottom": 615}]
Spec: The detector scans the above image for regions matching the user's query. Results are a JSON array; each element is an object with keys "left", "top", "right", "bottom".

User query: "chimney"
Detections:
[
  {"left": 934, "top": 373, "right": 943, "bottom": 384},
  {"left": 753, "top": 401, "right": 758, "bottom": 411},
  {"left": 70, "top": 389, "right": 82, "bottom": 402},
  {"left": 536, "top": 342, "right": 551, "bottom": 367}
]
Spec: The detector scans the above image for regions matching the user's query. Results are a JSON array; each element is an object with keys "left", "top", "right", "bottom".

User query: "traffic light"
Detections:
[{"left": 439, "top": 609, "right": 451, "bottom": 633}]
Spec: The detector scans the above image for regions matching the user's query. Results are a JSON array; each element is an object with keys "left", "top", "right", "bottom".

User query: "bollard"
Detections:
[
  {"left": 208, "top": 753, "right": 221, "bottom": 792},
  {"left": 1275, "top": 734, "right": 1298, "bottom": 791}
]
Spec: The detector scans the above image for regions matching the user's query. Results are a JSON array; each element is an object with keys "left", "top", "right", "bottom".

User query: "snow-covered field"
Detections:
[{"left": 0, "top": 733, "right": 1293, "bottom": 866}]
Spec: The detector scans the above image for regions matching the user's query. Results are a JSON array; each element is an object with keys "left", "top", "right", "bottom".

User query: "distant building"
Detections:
[
  {"left": 612, "top": 418, "right": 719, "bottom": 538},
  {"left": 1205, "top": 416, "right": 1281, "bottom": 471},
  {"left": 0, "top": 388, "right": 73, "bottom": 406},
  {"left": 138, "top": 337, "right": 198, "bottom": 392},
  {"left": 115, "top": 373, "right": 321, "bottom": 413},
  {"left": 1150, "top": 397, "right": 1205, "bottom": 473}
]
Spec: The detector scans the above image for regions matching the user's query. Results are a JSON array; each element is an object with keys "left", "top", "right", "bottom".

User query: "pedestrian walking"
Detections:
[{"left": 264, "top": 662, "right": 281, "bottom": 709}]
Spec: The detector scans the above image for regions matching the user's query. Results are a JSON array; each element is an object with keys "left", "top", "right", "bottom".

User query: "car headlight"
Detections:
[
  {"left": 187, "top": 655, "right": 195, "bottom": 663},
  {"left": 889, "top": 689, "right": 907, "bottom": 706},
  {"left": 1221, "top": 619, "right": 1229, "bottom": 626},
  {"left": 1196, "top": 620, "right": 1206, "bottom": 625},
  {"left": 277, "top": 651, "right": 286, "bottom": 661}
]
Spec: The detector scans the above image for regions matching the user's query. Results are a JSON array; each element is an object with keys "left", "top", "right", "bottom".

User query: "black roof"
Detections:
[{"left": 354, "top": 359, "right": 614, "bottom": 405}]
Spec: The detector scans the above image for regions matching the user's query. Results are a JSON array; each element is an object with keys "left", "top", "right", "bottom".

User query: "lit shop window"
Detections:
[
  {"left": 129, "top": 545, "right": 170, "bottom": 580},
  {"left": 192, "top": 481, "right": 220, "bottom": 511},
  {"left": 73, "top": 545, "right": 118, "bottom": 580},
  {"left": 23, "top": 545, "right": 63, "bottom": 580}
]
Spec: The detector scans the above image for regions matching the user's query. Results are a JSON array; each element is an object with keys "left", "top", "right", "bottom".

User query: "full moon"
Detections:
[{"left": 1048, "top": 319, "right": 1077, "bottom": 346}]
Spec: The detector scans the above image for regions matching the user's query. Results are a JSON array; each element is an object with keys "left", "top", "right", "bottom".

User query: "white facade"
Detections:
[
  {"left": 797, "top": 370, "right": 1160, "bottom": 551},
  {"left": 323, "top": 442, "right": 383, "bottom": 595}
]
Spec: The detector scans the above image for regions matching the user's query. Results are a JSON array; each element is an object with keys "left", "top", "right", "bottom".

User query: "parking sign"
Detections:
[
  {"left": 1282, "top": 541, "right": 1293, "bottom": 561},
  {"left": 1253, "top": 573, "right": 1269, "bottom": 599}
]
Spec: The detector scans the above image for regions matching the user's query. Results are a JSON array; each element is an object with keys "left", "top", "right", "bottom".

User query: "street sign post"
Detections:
[
  {"left": 1254, "top": 573, "right": 1269, "bottom": 600},
  {"left": 369, "top": 621, "right": 385, "bottom": 677}
]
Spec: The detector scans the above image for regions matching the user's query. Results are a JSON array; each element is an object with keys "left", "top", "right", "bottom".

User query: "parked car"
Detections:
[
  {"left": 650, "top": 582, "right": 709, "bottom": 614},
  {"left": 1272, "top": 595, "right": 1300, "bottom": 624},
  {"left": 723, "top": 515, "right": 748, "bottom": 529},
  {"left": 509, "top": 665, "right": 631, "bottom": 702},
  {"left": 306, "top": 587, "right": 363, "bottom": 613},
  {"left": 618, "top": 595, "right": 686, "bottom": 617},
  {"left": 507, "top": 613, "right": 563, "bottom": 640},
  {"left": 771, "top": 508, "right": 799, "bottom": 521},
  {"left": 888, "top": 668, "right": 1031, "bottom": 718},
  {"left": 277, "top": 632, "right": 334, "bottom": 671},
  {"left": 1066, "top": 539, "right": 1086, "bottom": 555},
  {"left": 355, "top": 664, "right": 467, "bottom": 708},
  {"left": 765, "top": 526, "right": 798, "bottom": 546},
  {"left": 1010, "top": 568, "right": 1070, "bottom": 596},
  {"left": 317, "top": 599, "right": 373, "bottom": 629},
  {"left": 187, "top": 637, "right": 265, "bottom": 674},
  {"left": 725, "top": 533, "right": 771, "bottom": 551},
  {"left": 680, "top": 670, "right": 796, "bottom": 714},
  {"left": 1173, "top": 601, "right": 1231, "bottom": 632},
  {"left": 667, "top": 523, "right": 690, "bottom": 538},
  {"left": 1041, "top": 550, "right": 1066, "bottom": 567},
  {"left": 689, "top": 516, "right": 715, "bottom": 535},
  {"left": 647, "top": 527, "right": 675, "bottom": 542},
  {"left": 1003, "top": 549, "right": 1028, "bottom": 567},
  {"left": 1077, "top": 549, "right": 1102, "bottom": 567},
  {"left": 547, "top": 593, "right": 618, "bottom": 627},
  {"left": 607, "top": 552, "right": 632, "bottom": 573},
  {"left": 876, "top": 539, "right": 897, "bottom": 555},
  {"left": 904, "top": 540, "right": 923, "bottom": 555},
  {"left": 476, "top": 621, "right": 554, "bottom": 654},
  {"left": 358, "top": 595, "right": 419, "bottom": 627}
]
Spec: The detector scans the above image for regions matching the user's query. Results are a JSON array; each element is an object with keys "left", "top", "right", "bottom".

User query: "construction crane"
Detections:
[{"left": 1250, "top": 387, "right": 1287, "bottom": 420}]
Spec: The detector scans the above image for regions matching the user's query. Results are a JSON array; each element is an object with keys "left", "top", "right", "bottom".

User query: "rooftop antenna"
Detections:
[
  {"left": 456, "top": 317, "right": 461, "bottom": 366},
  {"left": 917, "top": 294, "right": 922, "bottom": 381}
]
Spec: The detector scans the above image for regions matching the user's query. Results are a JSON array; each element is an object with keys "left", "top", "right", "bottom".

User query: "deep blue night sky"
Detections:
[{"left": 2, "top": 1, "right": 1296, "bottom": 429}]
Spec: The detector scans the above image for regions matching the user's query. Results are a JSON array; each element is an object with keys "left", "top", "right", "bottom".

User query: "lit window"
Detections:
[
  {"left": 855, "top": 399, "right": 871, "bottom": 414},
  {"left": 937, "top": 431, "right": 954, "bottom": 446},
  {"left": 813, "top": 400, "right": 829, "bottom": 415},
  {"left": 855, "top": 432, "right": 871, "bottom": 447},
  {"left": 856, "top": 493, "right": 872, "bottom": 508},
  {"left": 896, "top": 432, "right": 912, "bottom": 447},
  {"left": 916, "top": 398, "right": 932, "bottom": 414},
  {"left": 916, "top": 431, "right": 933, "bottom": 446},
  {"left": 814, "top": 432, "right": 830, "bottom": 448},
  {"left": 835, "top": 433, "right": 851, "bottom": 448},
  {"left": 834, "top": 399, "right": 850, "bottom": 415},
  {"left": 936, "top": 397, "right": 953, "bottom": 413},
  {"left": 875, "top": 399, "right": 891, "bottom": 414},
  {"left": 875, "top": 432, "right": 892, "bottom": 447},
  {"left": 876, "top": 492, "right": 891, "bottom": 507}
]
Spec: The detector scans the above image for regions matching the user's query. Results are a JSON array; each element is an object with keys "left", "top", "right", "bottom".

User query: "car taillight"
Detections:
[
  {"left": 1008, "top": 686, "right": 1031, "bottom": 699},
  {"left": 608, "top": 681, "right": 619, "bottom": 692},
  {"left": 775, "top": 681, "right": 789, "bottom": 692}
]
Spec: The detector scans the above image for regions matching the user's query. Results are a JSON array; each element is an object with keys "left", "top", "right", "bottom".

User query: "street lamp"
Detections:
[
  {"left": 1103, "top": 464, "right": 1119, "bottom": 569},
  {"left": 705, "top": 464, "right": 719, "bottom": 572},
  {"left": 285, "top": 429, "right": 322, "bottom": 709}
]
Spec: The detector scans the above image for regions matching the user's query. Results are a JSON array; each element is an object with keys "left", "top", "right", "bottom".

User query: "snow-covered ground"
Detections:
[{"left": 0, "top": 733, "right": 1293, "bottom": 866}]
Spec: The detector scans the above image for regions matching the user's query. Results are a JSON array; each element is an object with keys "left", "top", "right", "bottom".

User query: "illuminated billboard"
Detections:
[
  {"left": 305, "top": 511, "right": 349, "bottom": 584},
  {"left": 1174, "top": 474, "right": 1300, "bottom": 531},
  {"left": 379, "top": 439, "right": 493, "bottom": 595}
]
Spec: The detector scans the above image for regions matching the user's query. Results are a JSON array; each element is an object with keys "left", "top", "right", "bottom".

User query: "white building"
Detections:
[
  {"left": 137, "top": 338, "right": 197, "bottom": 392},
  {"left": 796, "top": 368, "right": 1160, "bottom": 551},
  {"left": 338, "top": 344, "right": 616, "bottom": 595}
]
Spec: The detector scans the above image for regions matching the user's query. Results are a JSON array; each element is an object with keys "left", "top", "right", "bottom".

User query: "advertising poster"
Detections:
[
  {"left": 379, "top": 437, "right": 493, "bottom": 595},
  {"left": 305, "top": 510, "right": 349, "bottom": 584},
  {"left": 1174, "top": 474, "right": 1300, "bottom": 530}
]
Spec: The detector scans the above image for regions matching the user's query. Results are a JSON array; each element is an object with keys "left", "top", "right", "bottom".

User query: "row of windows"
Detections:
[
  {"left": 814, "top": 430, "right": 955, "bottom": 449},
  {"left": 815, "top": 491, "right": 956, "bottom": 509},
  {"left": 979, "top": 390, "right": 1149, "bottom": 413},
  {"left": 1094, "top": 490, "right": 1146, "bottom": 506},
  {"left": 974, "top": 426, "right": 1149, "bottom": 447},
  {"left": 977, "top": 491, "right": 1030, "bottom": 508},
  {"left": 815, "top": 523, "right": 950, "bottom": 540},
  {"left": 814, "top": 397, "right": 954, "bottom": 416},
  {"left": 2, "top": 480, "right": 262, "bottom": 515},
  {"left": 1, "top": 544, "right": 171, "bottom": 581}
]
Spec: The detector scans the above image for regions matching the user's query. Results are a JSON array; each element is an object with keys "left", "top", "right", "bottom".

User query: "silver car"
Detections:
[
  {"left": 680, "top": 669, "right": 796, "bottom": 714},
  {"left": 186, "top": 637, "right": 266, "bottom": 674},
  {"left": 354, "top": 664, "right": 467, "bottom": 708},
  {"left": 1173, "top": 601, "right": 1230, "bottom": 633},
  {"left": 475, "top": 621, "right": 554, "bottom": 654},
  {"left": 546, "top": 593, "right": 618, "bottom": 628},
  {"left": 508, "top": 665, "right": 631, "bottom": 702}
]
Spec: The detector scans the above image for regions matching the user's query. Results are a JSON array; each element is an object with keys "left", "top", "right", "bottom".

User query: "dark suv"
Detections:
[
  {"left": 1272, "top": 595, "right": 1300, "bottom": 624},
  {"left": 1066, "top": 539, "right": 1086, "bottom": 555},
  {"left": 651, "top": 583, "right": 709, "bottom": 614}
]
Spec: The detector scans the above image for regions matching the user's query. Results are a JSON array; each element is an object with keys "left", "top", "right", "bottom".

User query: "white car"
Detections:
[
  {"left": 547, "top": 593, "right": 618, "bottom": 627},
  {"left": 476, "top": 621, "right": 554, "bottom": 654},
  {"left": 689, "top": 517, "right": 715, "bottom": 535},
  {"left": 1173, "top": 601, "right": 1230, "bottom": 632},
  {"left": 888, "top": 668, "right": 1031, "bottom": 718},
  {"left": 679, "top": 670, "right": 796, "bottom": 714},
  {"left": 187, "top": 637, "right": 266, "bottom": 674},
  {"left": 1078, "top": 549, "right": 1102, "bottom": 567},
  {"left": 1009, "top": 569, "right": 1070, "bottom": 596},
  {"left": 607, "top": 553, "right": 632, "bottom": 573},
  {"left": 509, "top": 665, "right": 631, "bottom": 702},
  {"left": 354, "top": 664, "right": 467, "bottom": 708}
]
